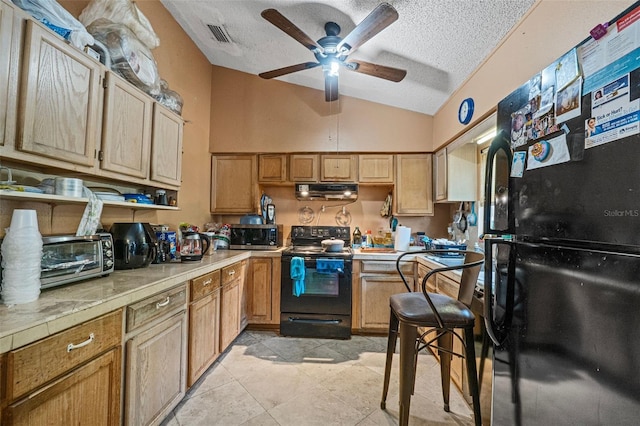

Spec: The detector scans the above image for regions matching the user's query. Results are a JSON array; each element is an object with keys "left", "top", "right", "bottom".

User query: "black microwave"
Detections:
[{"left": 229, "top": 224, "right": 282, "bottom": 250}]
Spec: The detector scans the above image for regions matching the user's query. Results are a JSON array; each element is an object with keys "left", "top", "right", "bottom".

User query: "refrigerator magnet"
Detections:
[{"left": 511, "top": 151, "right": 526, "bottom": 178}]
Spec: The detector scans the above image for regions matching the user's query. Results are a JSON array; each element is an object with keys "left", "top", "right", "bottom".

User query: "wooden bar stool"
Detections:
[{"left": 380, "top": 250, "right": 484, "bottom": 426}]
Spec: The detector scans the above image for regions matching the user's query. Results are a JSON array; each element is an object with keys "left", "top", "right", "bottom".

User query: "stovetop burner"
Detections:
[
  {"left": 285, "top": 226, "right": 353, "bottom": 258},
  {"left": 284, "top": 245, "right": 353, "bottom": 258}
]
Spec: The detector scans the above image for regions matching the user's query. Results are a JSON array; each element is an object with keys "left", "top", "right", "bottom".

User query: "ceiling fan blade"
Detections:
[
  {"left": 325, "top": 75, "right": 339, "bottom": 102},
  {"left": 346, "top": 60, "right": 407, "bottom": 82},
  {"left": 259, "top": 62, "right": 321, "bottom": 79},
  {"left": 337, "top": 3, "right": 399, "bottom": 54},
  {"left": 261, "top": 9, "right": 322, "bottom": 52}
]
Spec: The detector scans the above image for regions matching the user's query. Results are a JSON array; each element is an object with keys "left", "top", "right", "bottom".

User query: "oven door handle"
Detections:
[{"left": 287, "top": 317, "right": 342, "bottom": 325}]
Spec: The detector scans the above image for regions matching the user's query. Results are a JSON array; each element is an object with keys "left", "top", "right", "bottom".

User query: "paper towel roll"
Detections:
[{"left": 394, "top": 225, "right": 411, "bottom": 252}]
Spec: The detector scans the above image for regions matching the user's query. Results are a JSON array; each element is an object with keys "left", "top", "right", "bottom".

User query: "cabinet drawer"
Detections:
[
  {"left": 126, "top": 284, "right": 187, "bottom": 332},
  {"left": 361, "top": 261, "right": 413, "bottom": 275},
  {"left": 436, "top": 274, "right": 459, "bottom": 299},
  {"left": 222, "top": 261, "right": 246, "bottom": 285},
  {"left": 5, "top": 310, "right": 122, "bottom": 401},
  {"left": 190, "top": 270, "right": 220, "bottom": 301}
]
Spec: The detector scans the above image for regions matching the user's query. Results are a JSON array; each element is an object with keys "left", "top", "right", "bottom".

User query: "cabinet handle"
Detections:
[
  {"left": 156, "top": 297, "right": 171, "bottom": 309},
  {"left": 228, "top": 270, "right": 235, "bottom": 276},
  {"left": 203, "top": 278, "right": 213, "bottom": 286},
  {"left": 67, "top": 333, "right": 95, "bottom": 352}
]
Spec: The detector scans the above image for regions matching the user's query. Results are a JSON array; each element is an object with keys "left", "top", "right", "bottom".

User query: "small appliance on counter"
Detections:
[
  {"left": 229, "top": 224, "right": 282, "bottom": 250},
  {"left": 110, "top": 222, "right": 157, "bottom": 269},
  {"left": 0, "top": 233, "right": 115, "bottom": 290},
  {"left": 180, "top": 231, "right": 210, "bottom": 261}
]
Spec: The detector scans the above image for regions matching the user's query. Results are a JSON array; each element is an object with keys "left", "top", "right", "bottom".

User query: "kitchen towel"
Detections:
[
  {"left": 290, "top": 256, "right": 305, "bottom": 297},
  {"left": 316, "top": 258, "right": 344, "bottom": 275},
  {"left": 394, "top": 225, "right": 411, "bottom": 251}
]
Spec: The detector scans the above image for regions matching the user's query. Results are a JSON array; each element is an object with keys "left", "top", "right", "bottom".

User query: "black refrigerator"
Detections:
[{"left": 483, "top": 2, "right": 640, "bottom": 424}]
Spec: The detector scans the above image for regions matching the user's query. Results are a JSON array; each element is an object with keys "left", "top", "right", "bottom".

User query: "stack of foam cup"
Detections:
[{"left": 1, "top": 209, "right": 42, "bottom": 304}]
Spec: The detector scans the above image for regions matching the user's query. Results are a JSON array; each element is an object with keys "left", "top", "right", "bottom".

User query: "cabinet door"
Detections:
[
  {"left": 0, "top": 0, "right": 14, "bottom": 147},
  {"left": 247, "top": 257, "right": 272, "bottom": 323},
  {"left": 100, "top": 71, "right": 152, "bottom": 179},
  {"left": 211, "top": 155, "right": 256, "bottom": 213},
  {"left": 358, "top": 154, "right": 394, "bottom": 183},
  {"left": 434, "top": 148, "right": 447, "bottom": 201},
  {"left": 220, "top": 280, "right": 240, "bottom": 352},
  {"left": 289, "top": 154, "right": 318, "bottom": 182},
  {"left": 18, "top": 21, "right": 102, "bottom": 167},
  {"left": 258, "top": 154, "right": 287, "bottom": 183},
  {"left": 125, "top": 311, "right": 187, "bottom": 426},
  {"left": 4, "top": 348, "right": 121, "bottom": 426},
  {"left": 320, "top": 154, "right": 358, "bottom": 181},
  {"left": 395, "top": 154, "right": 434, "bottom": 216},
  {"left": 188, "top": 289, "right": 220, "bottom": 387},
  {"left": 151, "top": 103, "right": 183, "bottom": 187},
  {"left": 360, "top": 275, "right": 413, "bottom": 330}
]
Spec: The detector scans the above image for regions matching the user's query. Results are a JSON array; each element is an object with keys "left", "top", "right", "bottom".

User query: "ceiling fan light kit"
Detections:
[{"left": 259, "top": 2, "right": 407, "bottom": 102}]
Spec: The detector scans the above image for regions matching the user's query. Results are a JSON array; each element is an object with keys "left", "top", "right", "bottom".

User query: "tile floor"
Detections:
[{"left": 161, "top": 330, "right": 484, "bottom": 426}]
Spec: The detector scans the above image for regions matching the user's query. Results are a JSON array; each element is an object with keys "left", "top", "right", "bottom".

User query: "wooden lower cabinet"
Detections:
[
  {"left": 1, "top": 310, "right": 123, "bottom": 425},
  {"left": 246, "top": 257, "right": 281, "bottom": 325},
  {"left": 4, "top": 348, "right": 121, "bottom": 425},
  {"left": 355, "top": 260, "right": 415, "bottom": 332},
  {"left": 124, "top": 285, "right": 188, "bottom": 426},
  {"left": 220, "top": 261, "right": 247, "bottom": 351},
  {"left": 188, "top": 271, "right": 221, "bottom": 387},
  {"left": 125, "top": 311, "right": 187, "bottom": 426}
]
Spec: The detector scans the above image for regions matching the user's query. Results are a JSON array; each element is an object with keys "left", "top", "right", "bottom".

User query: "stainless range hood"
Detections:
[{"left": 295, "top": 183, "right": 358, "bottom": 201}]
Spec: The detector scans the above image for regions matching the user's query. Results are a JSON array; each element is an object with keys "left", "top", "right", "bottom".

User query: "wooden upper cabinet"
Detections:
[
  {"left": 211, "top": 155, "right": 256, "bottom": 213},
  {"left": 150, "top": 103, "right": 183, "bottom": 187},
  {"left": 100, "top": 71, "right": 152, "bottom": 179},
  {"left": 438, "top": 143, "right": 477, "bottom": 202},
  {"left": 0, "top": 0, "right": 14, "bottom": 148},
  {"left": 320, "top": 154, "right": 358, "bottom": 181},
  {"left": 258, "top": 154, "right": 287, "bottom": 183},
  {"left": 289, "top": 154, "right": 318, "bottom": 182},
  {"left": 17, "top": 20, "right": 103, "bottom": 168},
  {"left": 395, "top": 154, "right": 434, "bottom": 216},
  {"left": 358, "top": 154, "right": 394, "bottom": 183},
  {"left": 434, "top": 148, "right": 447, "bottom": 201}
]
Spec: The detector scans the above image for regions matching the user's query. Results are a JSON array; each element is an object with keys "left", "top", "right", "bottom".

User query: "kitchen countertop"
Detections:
[
  {"left": 0, "top": 247, "right": 481, "bottom": 354},
  {"left": 0, "top": 250, "right": 268, "bottom": 354}
]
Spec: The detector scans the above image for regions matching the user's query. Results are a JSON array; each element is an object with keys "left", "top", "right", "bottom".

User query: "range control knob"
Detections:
[
  {"left": 105, "top": 250, "right": 112, "bottom": 258},
  {"left": 105, "top": 259, "right": 113, "bottom": 268},
  {"left": 103, "top": 240, "right": 112, "bottom": 249}
]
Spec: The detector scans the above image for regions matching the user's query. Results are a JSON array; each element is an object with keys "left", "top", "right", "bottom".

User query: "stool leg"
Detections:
[
  {"left": 399, "top": 321, "right": 418, "bottom": 426},
  {"left": 478, "top": 323, "right": 490, "bottom": 394},
  {"left": 464, "top": 326, "right": 482, "bottom": 426},
  {"left": 438, "top": 331, "right": 453, "bottom": 412},
  {"left": 381, "top": 310, "right": 399, "bottom": 410}
]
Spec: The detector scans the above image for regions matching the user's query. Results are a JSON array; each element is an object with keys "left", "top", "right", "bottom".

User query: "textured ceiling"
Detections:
[{"left": 160, "top": 0, "right": 536, "bottom": 115}]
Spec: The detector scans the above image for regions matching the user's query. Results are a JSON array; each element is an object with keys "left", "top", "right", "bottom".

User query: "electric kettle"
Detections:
[{"left": 180, "top": 231, "right": 211, "bottom": 261}]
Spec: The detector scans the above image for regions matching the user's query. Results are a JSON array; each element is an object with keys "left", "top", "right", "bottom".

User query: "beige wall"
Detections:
[
  {"left": 432, "top": 0, "right": 636, "bottom": 150},
  {"left": 210, "top": 66, "right": 433, "bottom": 153}
]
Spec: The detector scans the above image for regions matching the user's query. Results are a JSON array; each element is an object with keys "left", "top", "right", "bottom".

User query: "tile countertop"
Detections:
[{"left": 0, "top": 250, "right": 284, "bottom": 354}]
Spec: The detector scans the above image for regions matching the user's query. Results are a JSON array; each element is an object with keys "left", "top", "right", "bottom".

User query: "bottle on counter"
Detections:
[
  {"left": 363, "top": 230, "right": 373, "bottom": 248},
  {"left": 352, "top": 227, "right": 362, "bottom": 249}
]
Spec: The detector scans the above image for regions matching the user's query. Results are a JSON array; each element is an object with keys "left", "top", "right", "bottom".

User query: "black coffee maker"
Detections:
[{"left": 110, "top": 222, "right": 157, "bottom": 269}]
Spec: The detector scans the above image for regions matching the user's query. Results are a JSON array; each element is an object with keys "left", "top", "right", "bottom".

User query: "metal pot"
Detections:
[
  {"left": 240, "top": 214, "right": 263, "bottom": 224},
  {"left": 321, "top": 238, "right": 345, "bottom": 252}
]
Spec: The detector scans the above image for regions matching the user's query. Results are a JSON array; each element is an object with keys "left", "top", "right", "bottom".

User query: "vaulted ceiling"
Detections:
[{"left": 160, "top": 0, "right": 536, "bottom": 115}]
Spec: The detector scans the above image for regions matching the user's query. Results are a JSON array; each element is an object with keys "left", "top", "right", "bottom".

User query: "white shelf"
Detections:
[{"left": 0, "top": 190, "right": 180, "bottom": 210}]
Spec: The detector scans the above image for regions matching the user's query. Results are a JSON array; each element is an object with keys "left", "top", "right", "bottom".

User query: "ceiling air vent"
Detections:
[{"left": 207, "top": 24, "right": 232, "bottom": 43}]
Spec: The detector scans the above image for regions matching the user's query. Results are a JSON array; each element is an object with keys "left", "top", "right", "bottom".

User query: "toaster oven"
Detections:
[
  {"left": 0, "top": 233, "right": 115, "bottom": 290},
  {"left": 38, "top": 234, "right": 115, "bottom": 289}
]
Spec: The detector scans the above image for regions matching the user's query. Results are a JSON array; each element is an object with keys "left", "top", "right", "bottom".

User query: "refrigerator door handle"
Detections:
[
  {"left": 483, "top": 237, "right": 513, "bottom": 346},
  {"left": 483, "top": 130, "right": 513, "bottom": 236}
]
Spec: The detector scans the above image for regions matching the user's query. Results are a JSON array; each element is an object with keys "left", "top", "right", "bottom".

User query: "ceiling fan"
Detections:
[{"left": 259, "top": 2, "right": 407, "bottom": 102}]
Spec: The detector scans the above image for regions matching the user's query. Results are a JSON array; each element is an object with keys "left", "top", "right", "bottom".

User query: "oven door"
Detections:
[{"left": 280, "top": 256, "right": 352, "bottom": 315}]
